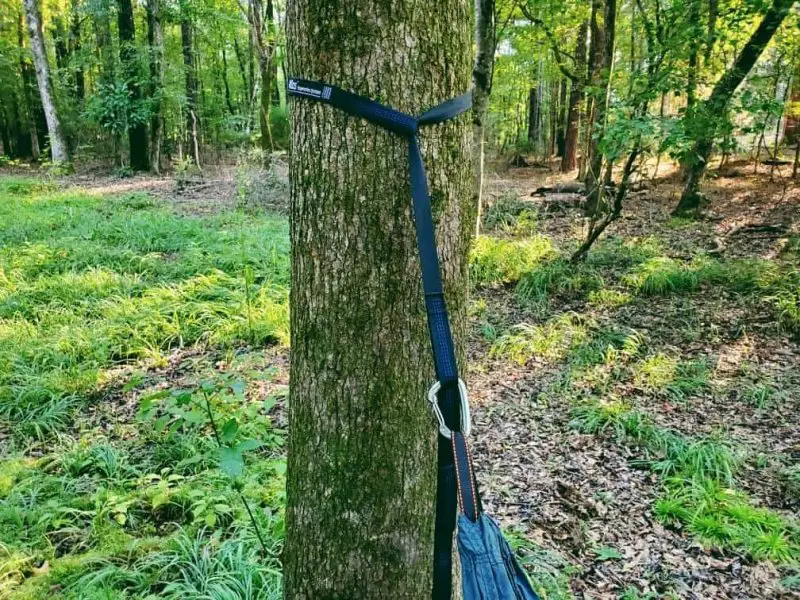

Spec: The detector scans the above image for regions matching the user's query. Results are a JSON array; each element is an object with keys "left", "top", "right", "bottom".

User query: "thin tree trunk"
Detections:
[
  {"left": 118, "top": 0, "right": 149, "bottom": 170},
  {"left": 23, "top": 0, "right": 68, "bottom": 163},
  {"left": 284, "top": 0, "right": 473, "bottom": 596},
  {"left": 561, "top": 21, "right": 587, "bottom": 172},
  {"left": 94, "top": 0, "right": 115, "bottom": 87},
  {"left": 793, "top": 139, "right": 799, "bottom": 178},
  {"left": 233, "top": 36, "right": 250, "bottom": 110},
  {"left": 473, "top": 0, "right": 495, "bottom": 235},
  {"left": 181, "top": 4, "right": 201, "bottom": 167},
  {"left": 527, "top": 87, "right": 539, "bottom": 145},
  {"left": 69, "top": 0, "right": 84, "bottom": 103},
  {"left": 18, "top": 10, "right": 39, "bottom": 160},
  {"left": 686, "top": 0, "right": 700, "bottom": 110},
  {"left": 221, "top": 46, "right": 236, "bottom": 115},
  {"left": 584, "top": 0, "right": 617, "bottom": 217},
  {"left": 147, "top": 0, "right": 164, "bottom": 173},
  {"left": 674, "top": 0, "right": 796, "bottom": 216},
  {"left": 556, "top": 78, "right": 567, "bottom": 157}
]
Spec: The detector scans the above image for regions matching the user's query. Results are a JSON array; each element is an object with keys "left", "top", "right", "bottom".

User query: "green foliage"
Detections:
[
  {"left": 505, "top": 529, "right": 577, "bottom": 600},
  {"left": 483, "top": 194, "right": 538, "bottom": 233},
  {"left": 0, "top": 183, "right": 289, "bottom": 443},
  {"left": 490, "top": 313, "right": 591, "bottom": 365},
  {"left": 470, "top": 235, "right": 555, "bottom": 287},
  {"left": 516, "top": 259, "right": 603, "bottom": 304},
  {"left": 573, "top": 400, "right": 799, "bottom": 562}
]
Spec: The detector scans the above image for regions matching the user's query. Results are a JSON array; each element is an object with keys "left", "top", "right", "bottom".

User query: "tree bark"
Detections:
[
  {"left": 69, "top": 0, "right": 84, "bottom": 103},
  {"left": 22, "top": 0, "right": 69, "bottom": 163},
  {"left": 674, "top": 0, "right": 796, "bottom": 216},
  {"left": 556, "top": 78, "right": 567, "bottom": 157},
  {"left": 561, "top": 21, "right": 587, "bottom": 172},
  {"left": 284, "top": 0, "right": 473, "bottom": 597},
  {"left": 147, "top": 0, "right": 165, "bottom": 173},
  {"left": 118, "top": 0, "right": 149, "bottom": 170},
  {"left": 473, "top": 0, "right": 495, "bottom": 234},
  {"left": 584, "top": 0, "right": 616, "bottom": 216},
  {"left": 181, "top": 2, "right": 201, "bottom": 166},
  {"left": 527, "top": 87, "right": 539, "bottom": 145}
]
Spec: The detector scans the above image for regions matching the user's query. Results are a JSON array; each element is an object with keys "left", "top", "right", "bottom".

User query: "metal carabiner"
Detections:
[{"left": 427, "top": 378, "right": 471, "bottom": 439}]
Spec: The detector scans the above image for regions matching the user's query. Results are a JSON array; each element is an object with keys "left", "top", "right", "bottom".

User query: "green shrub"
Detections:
[
  {"left": 470, "top": 235, "right": 554, "bottom": 287},
  {"left": 516, "top": 259, "right": 603, "bottom": 304}
]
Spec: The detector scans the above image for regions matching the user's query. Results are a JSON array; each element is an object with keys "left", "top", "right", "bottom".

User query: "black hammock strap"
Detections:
[{"left": 287, "top": 77, "right": 481, "bottom": 599}]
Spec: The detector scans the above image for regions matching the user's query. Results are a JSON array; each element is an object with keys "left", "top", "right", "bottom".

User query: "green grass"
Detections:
[
  {"left": 0, "top": 181, "right": 289, "bottom": 443},
  {"left": 470, "top": 235, "right": 555, "bottom": 287},
  {"left": 572, "top": 401, "right": 799, "bottom": 563},
  {"left": 516, "top": 259, "right": 604, "bottom": 305},
  {"left": 0, "top": 177, "right": 289, "bottom": 598},
  {"left": 489, "top": 313, "right": 591, "bottom": 365}
]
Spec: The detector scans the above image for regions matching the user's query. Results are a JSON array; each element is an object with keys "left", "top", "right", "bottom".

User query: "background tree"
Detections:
[
  {"left": 22, "top": 0, "right": 68, "bottom": 162},
  {"left": 117, "top": 0, "right": 148, "bottom": 170},
  {"left": 674, "top": 0, "right": 797, "bottom": 215},
  {"left": 283, "top": 0, "right": 473, "bottom": 597}
]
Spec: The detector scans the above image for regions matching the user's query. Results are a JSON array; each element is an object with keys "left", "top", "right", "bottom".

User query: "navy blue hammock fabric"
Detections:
[{"left": 287, "top": 78, "right": 539, "bottom": 600}]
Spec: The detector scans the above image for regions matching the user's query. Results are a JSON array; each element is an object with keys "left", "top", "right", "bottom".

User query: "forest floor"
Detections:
[{"left": 0, "top": 158, "right": 798, "bottom": 599}]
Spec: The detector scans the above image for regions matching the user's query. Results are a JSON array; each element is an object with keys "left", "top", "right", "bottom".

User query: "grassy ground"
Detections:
[
  {"left": 1, "top": 164, "right": 798, "bottom": 599},
  {"left": 1, "top": 176, "right": 288, "bottom": 599}
]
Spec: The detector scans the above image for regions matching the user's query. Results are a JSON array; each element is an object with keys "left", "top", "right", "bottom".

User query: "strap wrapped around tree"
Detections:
[{"left": 288, "top": 78, "right": 540, "bottom": 600}]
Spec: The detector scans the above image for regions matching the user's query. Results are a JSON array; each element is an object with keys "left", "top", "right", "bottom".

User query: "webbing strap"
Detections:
[{"left": 288, "top": 78, "right": 479, "bottom": 599}]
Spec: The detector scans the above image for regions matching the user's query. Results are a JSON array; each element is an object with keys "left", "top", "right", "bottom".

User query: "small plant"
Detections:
[{"left": 482, "top": 194, "right": 535, "bottom": 231}]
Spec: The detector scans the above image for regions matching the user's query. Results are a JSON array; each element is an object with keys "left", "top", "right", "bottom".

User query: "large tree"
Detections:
[
  {"left": 22, "top": 0, "right": 68, "bottom": 163},
  {"left": 674, "top": 0, "right": 796, "bottom": 215},
  {"left": 283, "top": 0, "right": 474, "bottom": 597}
]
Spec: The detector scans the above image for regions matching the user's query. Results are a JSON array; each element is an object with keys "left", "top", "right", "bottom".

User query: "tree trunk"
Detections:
[
  {"left": 284, "top": 0, "right": 473, "bottom": 597},
  {"left": 556, "top": 78, "right": 567, "bottom": 157},
  {"left": 147, "top": 0, "right": 165, "bottom": 173},
  {"left": 221, "top": 46, "right": 236, "bottom": 115},
  {"left": 181, "top": 3, "right": 201, "bottom": 167},
  {"left": 249, "top": 0, "right": 276, "bottom": 157},
  {"left": 233, "top": 36, "right": 250, "bottom": 110},
  {"left": 23, "top": 0, "right": 69, "bottom": 163},
  {"left": 69, "top": 0, "right": 84, "bottom": 103},
  {"left": 473, "top": 0, "right": 495, "bottom": 235},
  {"left": 94, "top": 0, "right": 115, "bottom": 87},
  {"left": 18, "top": 10, "right": 40, "bottom": 160},
  {"left": 118, "top": 0, "right": 149, "bottom": 171},
  {"left": 584, "top": 0, "right": 616, "bottom": 216},
  {"left": 686, "top": 0, "right": 700, "bottom": 110},
  {"left": 561, "top": 21, "right": 587, "bottom": 172},
  {"left": 527, "top": 87, "right": 539, "bottom": 145},
  {"left": 674, "top": 0, "right": 795, "bottom": 216}
]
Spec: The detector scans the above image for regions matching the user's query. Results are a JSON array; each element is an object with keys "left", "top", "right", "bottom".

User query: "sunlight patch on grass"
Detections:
[
  {"left": 470, "top": 235, "right": 555, "bottom": 287},
  {"left": 490, "top": 313, "right": 591, "bottom": 365}
]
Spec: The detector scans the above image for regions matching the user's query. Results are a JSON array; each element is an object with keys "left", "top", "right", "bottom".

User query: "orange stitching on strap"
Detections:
[
  {"left": 463, "top": 437, "right": 478, "bottom": 520},
  {"left": 451, "top": 435, "right": 465, "bottom": 515}
]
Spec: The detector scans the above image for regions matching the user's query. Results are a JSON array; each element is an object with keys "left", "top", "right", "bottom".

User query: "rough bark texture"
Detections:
[
  {"left": 284, "top": 1, "right": 473, "bottom": 597},
  {"left": 527, "top": 87, "right": 539, "bottom": 145},
  {"left": 22, "top": 0, "right": 68, "bottom": 163},
  {"left": 584, "top": 0, "right": 616, "bottom": 216},
  {"left": 473, "top": 0, "right": 496, "bottom": 234},
  {"left": 674, "top": 0, "right": 796, "bottom": 216},
  {"left": 118, "top": 0, "right": 149, "bottom": 171},
  {"left": 147, "top": 0, "right": 165, "bottom": 173},
  {"left": 181, "top": 3, "right": 201, "bottom": 166},
  {"left": 561, "top": 22, "right": 587, "bottom": 173}
]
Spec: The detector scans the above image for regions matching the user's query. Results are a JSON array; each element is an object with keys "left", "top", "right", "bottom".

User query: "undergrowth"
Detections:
[{"left": 572, "top": 401, "right": 799, "bottom": 563}]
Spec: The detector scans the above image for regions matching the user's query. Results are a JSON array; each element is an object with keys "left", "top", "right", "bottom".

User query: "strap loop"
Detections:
[{"left": 428, "top": 379, "right": 471, "bottom": 439}]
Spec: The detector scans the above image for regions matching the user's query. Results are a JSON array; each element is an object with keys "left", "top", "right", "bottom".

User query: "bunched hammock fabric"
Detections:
[{"left": 287, "top": 77, "right": 539, "bottom": 600}]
